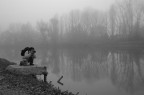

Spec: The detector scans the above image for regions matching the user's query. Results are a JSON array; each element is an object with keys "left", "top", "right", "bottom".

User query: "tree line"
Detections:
[{"left": 0, "top": 0, "right": 144, "bottom": 47}]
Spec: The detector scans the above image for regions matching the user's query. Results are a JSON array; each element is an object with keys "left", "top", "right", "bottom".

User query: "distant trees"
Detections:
[
  {"left": 37, "top": 21, "right": 49, "bottom": 43},
  {"left": 109, "top": 5, "right": 116, "bottom": 37},
  {"left": 0, "top": 0, "right": 144, "bottom": 47},
  {"left": 49, "top": 16, "right": 59, "bottom": 44},
  {"left": 65, "top": 10, "right": 88, "bottom": 44},
  {"left": 37, "top": 16, "right": 59, "bottom": 45},
  {"left": 0, "top": 23, "right": 42, "bottom": 46},
  {"left": 107, "top": 0, "right": 144, "bottom": 40},
  {"left": 59, "top": 8, "right": 108, "bottom": 45}
]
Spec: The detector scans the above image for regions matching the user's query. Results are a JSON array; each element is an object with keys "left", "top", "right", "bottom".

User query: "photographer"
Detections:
[
  {"left": 20, "top": 47, "right": 36, "bottom": 66},
  {"left": 27, "top": 47, "right": 36, "bottom": 65}
]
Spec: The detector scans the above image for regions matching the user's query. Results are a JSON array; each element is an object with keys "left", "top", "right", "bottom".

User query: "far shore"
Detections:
[{"left": 0, "top": 40, "right": 144, "bottom": 49}]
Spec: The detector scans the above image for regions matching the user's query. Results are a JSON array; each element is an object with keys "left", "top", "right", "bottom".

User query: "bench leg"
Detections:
[{"left": 43, "top": 72, "right": 48, "bottom": 82}]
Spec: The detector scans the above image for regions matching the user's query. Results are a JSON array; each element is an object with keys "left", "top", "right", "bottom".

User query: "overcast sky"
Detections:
[{"left": 0, "top": 0, "right": 115, "bottom": 31}]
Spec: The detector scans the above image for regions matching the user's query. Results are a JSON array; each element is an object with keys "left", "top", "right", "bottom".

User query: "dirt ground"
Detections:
[{"left": 0, "top": 58, "right": 75, "bottom": 95}]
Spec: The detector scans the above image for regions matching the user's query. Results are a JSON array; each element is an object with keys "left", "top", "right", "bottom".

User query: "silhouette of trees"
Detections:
[
  {"left": 49, "top": 16, "right": 59, "bottom": 44},
  {"left": 37, "top": 16, "right": 59, "bottom": 45},
  {"left": 108, "top": 0, "right": 144, "bottom": 41},
  {"left": 0, "top": 0, "right": 144, "bottom": 47},
  {"left": 109, "top": 5, "right": 116, "bottom": 37},
  {"left": 59, "top": 9, "right": 108, "bottom": 45},
  {"left": 0, "top": 23, "right": 42, "bottom": 47},
  {"left": 37, "top": 21, "right": 49, "bottom": 43}
]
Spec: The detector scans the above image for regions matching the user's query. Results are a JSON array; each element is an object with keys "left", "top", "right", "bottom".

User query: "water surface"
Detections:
[{"left": 0, "top": 48, "right": 144, "bottom": 95}]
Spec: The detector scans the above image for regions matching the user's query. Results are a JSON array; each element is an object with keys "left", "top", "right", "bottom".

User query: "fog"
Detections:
[
  {"left": 0, "top": 0, "right": 114, "bottom": 31},
  {"left": 0, "top": 0, "right": 144, "bottom": 48},
  {"left": 1, "top": 1, "right": 144, "bottom": 95}
]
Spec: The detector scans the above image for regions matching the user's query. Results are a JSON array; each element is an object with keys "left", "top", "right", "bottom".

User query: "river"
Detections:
[{"left": 0, "top": 47, "right": 144, "bottom": 95}]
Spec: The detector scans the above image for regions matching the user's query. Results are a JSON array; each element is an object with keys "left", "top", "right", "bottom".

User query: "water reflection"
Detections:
[
  {"left": 39, "top": 49, "right": 144, "bottom": 95},
  {"left": 108, "top": 51, "right": 144, "bottom": 94},
  {"left": 0, "top": 48, "right": 144, "bottom": 95}
]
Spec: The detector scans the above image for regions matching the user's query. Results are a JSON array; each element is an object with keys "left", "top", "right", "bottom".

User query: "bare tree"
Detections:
[
  {"left": 49, "top": 16, "right": 59, "bottom": 44},
  {"left": 37, "top": 21, "right": 50, "bottom": 43},
  {"left": 109, "top": 4, "right": 116, "bottom": 37}
]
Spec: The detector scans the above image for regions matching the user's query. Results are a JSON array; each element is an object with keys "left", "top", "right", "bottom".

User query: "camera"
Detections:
[{"left": 33, "top": 50, "right": 36, "bottom": 53}]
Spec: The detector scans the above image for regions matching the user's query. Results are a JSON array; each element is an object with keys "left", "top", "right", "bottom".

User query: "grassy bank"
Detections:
[{"left": 0, "top": 58, "right": 75, "bottom": 95}]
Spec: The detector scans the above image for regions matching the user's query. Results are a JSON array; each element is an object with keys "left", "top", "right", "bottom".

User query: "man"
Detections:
[
  {"left": 27, "top": 47, "right": 36, "bottom": 65},
  {"left": 20, "top": 47, "right": 36, "bottom": 66}
]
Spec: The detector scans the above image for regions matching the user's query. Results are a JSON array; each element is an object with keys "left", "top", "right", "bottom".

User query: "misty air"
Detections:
[{"left": 0, "top": 0, "right": 144, "bottom": 95}]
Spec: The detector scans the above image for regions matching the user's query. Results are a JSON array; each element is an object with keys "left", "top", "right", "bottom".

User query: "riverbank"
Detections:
[{"left": 0, "top": 58, "right": 75, "bottom": 95}]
